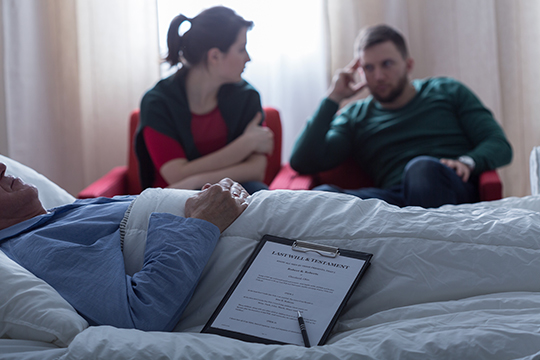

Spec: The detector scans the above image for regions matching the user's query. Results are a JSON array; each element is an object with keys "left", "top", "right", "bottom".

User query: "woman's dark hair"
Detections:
[{"left": 166, "top": 6, "right": 253, "bottom": 67}]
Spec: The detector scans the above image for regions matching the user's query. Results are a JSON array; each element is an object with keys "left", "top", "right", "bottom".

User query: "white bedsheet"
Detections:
[
  {"left": 5, "top": 189, "right": 540, "bottom": 359},
  {"left": 58, "top": 190, "right": 540, "bottom": 359},
  {"left": 0, "top": 339, "right": 65, "bottom": 360}
]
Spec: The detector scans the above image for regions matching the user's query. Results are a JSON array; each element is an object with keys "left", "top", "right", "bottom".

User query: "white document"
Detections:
[{"left": 208, "top": 238, "right": 369, "bottom": 346}]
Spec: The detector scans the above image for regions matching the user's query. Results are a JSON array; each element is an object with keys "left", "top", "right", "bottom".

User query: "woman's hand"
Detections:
[{"left": 243, "top": 112, "right": 274, "bottom": 155}]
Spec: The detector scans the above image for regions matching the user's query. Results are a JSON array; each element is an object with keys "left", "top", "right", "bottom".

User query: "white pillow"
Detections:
[
  {"left": 0, "top": 154, "right": 75, "bottom": 209},
  {"left": 0, "top": 249, "right": 88, "bottom": 346}
]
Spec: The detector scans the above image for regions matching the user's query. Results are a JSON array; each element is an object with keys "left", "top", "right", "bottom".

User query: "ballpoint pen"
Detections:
[{"left": 297, "top": 311, "right": 311, "bottom": 347}]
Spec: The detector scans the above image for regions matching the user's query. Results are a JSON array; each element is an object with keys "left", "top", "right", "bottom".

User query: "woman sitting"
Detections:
[{"left": 135, "top": 6, "right": 273, "bottom": 194}]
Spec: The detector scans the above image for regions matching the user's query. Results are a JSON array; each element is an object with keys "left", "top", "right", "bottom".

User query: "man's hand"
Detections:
[
  {"left": 184, "top": 178, "right": 249, "bottom": 233},
  {"left": 440, "top": 158, "right": 471, "bottom": 182},
  {"left": 327, "top": 59, "right": 367, "bottom": 104}
]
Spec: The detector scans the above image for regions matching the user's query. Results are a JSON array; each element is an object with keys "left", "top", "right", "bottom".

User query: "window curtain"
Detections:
[
  {"left": 1, "top": 0, "right": 536, "bottom": 198},
  {"left": 326, "top": 0, "right": 540, "bottom": 197},
  {"left": 0, "top": 0, "right": 160, "bottom": 195}
]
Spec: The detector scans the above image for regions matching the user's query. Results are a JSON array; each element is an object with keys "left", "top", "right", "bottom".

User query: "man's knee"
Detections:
[
  {"left": 402, "top": 156, "right": 475, "bottom": 207},
  {"left": 403, "top": 156, "right": 445, "bottom": 178}
]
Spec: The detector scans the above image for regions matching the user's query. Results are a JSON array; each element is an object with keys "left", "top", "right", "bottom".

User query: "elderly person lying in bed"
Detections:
[{"left": 0, "top": 162, "right": 248, "bottom": 332}]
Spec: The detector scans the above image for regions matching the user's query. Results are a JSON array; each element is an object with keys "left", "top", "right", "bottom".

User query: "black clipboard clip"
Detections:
[{"left": 292, "top": 240, "right": 340, "bottom": 258}]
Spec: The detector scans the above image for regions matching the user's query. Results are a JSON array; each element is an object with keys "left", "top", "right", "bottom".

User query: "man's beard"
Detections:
[{"left": 370, "top": 72, "right": 409, "bottom": 104}]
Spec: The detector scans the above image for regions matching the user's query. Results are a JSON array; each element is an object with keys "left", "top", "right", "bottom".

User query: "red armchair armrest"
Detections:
[
  {"left": 478, "top": 170, "right": 502, "bottom": 201},
  {"left": 78, "top": 166, "right": 128, "bottom": 199}
]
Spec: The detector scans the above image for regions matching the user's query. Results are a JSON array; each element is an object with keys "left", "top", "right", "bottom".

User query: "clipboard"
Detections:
[{"left": 202, "top": 234, "right": 372, "bottom": 346}]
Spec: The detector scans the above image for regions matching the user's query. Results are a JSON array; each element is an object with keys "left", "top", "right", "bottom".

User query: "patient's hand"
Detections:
[{"left": 185, "top": 178, "right": 249, "bottom": 233}]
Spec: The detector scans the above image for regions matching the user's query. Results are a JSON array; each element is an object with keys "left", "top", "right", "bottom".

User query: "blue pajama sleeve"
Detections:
[{"left": 123, "top": 213, "right": 220, "bottom": 331}]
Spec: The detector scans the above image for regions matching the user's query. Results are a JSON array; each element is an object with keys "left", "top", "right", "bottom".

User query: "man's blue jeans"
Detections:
[{"left": 313, "top": 156, "right": 478, "bottom": 208}]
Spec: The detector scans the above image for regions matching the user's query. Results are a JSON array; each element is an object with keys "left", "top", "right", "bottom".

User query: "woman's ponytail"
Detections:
[
  {"left": 166, "top": 14, "right": 190, "bottom": 66},
  {"left": 165, "top": 7, "right": 253, "bottom": 68}
]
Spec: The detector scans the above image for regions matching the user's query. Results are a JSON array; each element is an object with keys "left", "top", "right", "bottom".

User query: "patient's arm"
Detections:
[
  {"left": 121, "top": 179, "right": 249, "bottom": 331},
  {"left": 73, "top": 180, "right": 249, "bottom": 332},
  {"left": 123, "top": 213, "right": 221, "bottom": 331}
]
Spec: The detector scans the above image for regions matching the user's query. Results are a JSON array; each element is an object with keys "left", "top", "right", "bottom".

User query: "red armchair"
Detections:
[
  {"left": 78, "top": 107, "right": 284, "bottom": 198},
  {"left": 79, "top": 105, "right": 502, "bottom": 203},
  {"left": 269, "top": 158, "right": 503, "bottom": 202}
]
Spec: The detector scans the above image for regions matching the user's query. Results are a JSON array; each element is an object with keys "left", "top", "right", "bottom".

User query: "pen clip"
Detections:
[{"left": 292, "top": 240, "right": 340, "bottom": 258}]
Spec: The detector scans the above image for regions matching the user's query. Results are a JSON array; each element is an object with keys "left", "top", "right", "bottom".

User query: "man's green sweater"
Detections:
[{"left": 290, "top": 77, "right": 512, "bottom": 189}]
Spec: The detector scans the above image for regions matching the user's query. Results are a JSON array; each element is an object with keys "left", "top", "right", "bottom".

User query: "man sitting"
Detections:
[
  {"left": 0, "top": 161, "right": 248, "bottom": 332},
  {"left": 290, "top": 24, "right": 512, "bottom": 208}
]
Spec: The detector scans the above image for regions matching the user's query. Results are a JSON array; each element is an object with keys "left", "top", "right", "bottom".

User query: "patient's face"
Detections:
[{"left": 0, "top": 162, "right": 46, "bottom": 230}]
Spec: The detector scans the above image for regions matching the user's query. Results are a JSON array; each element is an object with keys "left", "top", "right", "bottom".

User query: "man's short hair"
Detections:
[{"left": 355, "top": 24, "right": 409, "bottom": 59}]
